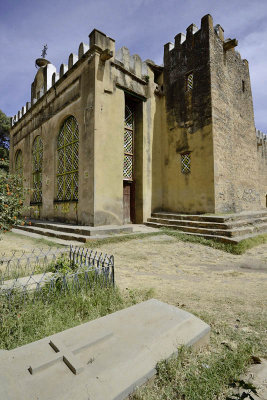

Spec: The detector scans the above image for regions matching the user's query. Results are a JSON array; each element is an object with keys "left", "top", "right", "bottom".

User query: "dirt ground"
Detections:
[
  {"left": 0, "top": 232, "right": 61, "bottom": 257},
  {"left": 1, "top": 232, "right": 266, "bottom": 314},
  {"left": 98, "top": 234, "right": 267, "bottom": 314}
]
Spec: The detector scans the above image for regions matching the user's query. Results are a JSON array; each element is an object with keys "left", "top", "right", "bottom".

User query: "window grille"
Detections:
[
  {"left": 123, "top": 104, "right": 134, "bottom": 180},
  {"left": 186, "top": 72, "right": 193, "bottom": 91},
  {"left": 32, "top": 136, "right": 43, "bottom": 203},
  {"left": 15, "top": 150, "right": 23, "bottom": 178},
  {"left": 56, "top": 116, "right": 79, "bottom": 201},
  {"left": 181, "top": 153, "right": 191, "bottom": 174}
]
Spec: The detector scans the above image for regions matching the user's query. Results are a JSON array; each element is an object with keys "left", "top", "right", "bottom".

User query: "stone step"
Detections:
[
  {"left": 28, "top": 220, "right": 133, "bottom": 236},
  {"left": 147, "top": 216, "right": 267, "bottom": 230},
  {"left": 15, "top": 225, "right": 90, "bottom": 243},
  {"left": 151, "top": 210, "right": 267, "bottom": 223},
  {"left": 145, "top": 221, "right": 267, "bottom": 238}
]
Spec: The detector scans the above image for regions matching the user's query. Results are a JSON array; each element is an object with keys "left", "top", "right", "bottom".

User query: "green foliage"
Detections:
[
  {"left": 144, "top": 75, "right": 150, "bottom": 83},
  {"left": 132, "top": 343, "right": 255, "bottom": 400},
  {"left": 0, "top": 286, "right": 151, "bottom": 350},
  {"left": 0, "top": 147, "right": 9, "bottom": 173},
  {"left": 48, "top": 255, "right": 78, "bottom": 274},
  {"left": 0, "top": 171, "right": 25, "bottom": 234},
  {"left": 160, "top": 229, "right": 267, "bottom": 255},
  {"left": 0, "top": 109, "right": 10, "bottom": 149}
]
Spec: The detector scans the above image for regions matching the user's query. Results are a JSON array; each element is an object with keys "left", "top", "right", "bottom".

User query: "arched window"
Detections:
[
  {"left": 56, "top": 116, "right": 79, "bottom": 201},
  {"left": 15, "top": 150, "right": 23, "bottom": 178},
  {"left": 32, "top": 136, "right": 43, "bottom": 203}
]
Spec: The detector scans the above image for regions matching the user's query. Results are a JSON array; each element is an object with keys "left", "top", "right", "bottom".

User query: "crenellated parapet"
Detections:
[
  {"left": 256, "top": 129, "right": 267, "bottom": 157},
  {"left": 11, "top": 29, "right": 115, "bottom": 127},
  {"left": 114, "top": 47, "right": 148, "bottom": 79},
  {"left": 164, "top": 14, "right": 240, "bottom": 65}
]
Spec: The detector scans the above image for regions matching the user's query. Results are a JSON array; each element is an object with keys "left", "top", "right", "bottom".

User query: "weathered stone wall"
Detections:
[
  {"left": 162, "top": 15, "right": 215, "bottom": 214},
  {"left": 210, "top": 23, "right": 261, "bottom": 212},
  {"left": 11, "top": 38, "right": 98, "bottom": 225},
  {"left": 256, "top": 130, "right": 267, "bottom": 208},
  {"left": 10, "top": 17, "right": 266, "bottom": 226},
  {"left": 10, "top": 29, "right": 161, "bottom": 226}
]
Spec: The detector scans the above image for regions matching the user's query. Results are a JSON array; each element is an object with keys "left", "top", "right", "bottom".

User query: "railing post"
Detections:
[{"left": 110, "top": 255, "right": 115, "bottom": 287}]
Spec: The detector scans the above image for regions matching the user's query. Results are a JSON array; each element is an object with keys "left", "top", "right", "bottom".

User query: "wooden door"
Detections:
[
  {"left": 123, "top": 181, "right": 135, "bottom": 223},
  {"left": 123, "top": 182, "right": 131, "bottom": 223}
]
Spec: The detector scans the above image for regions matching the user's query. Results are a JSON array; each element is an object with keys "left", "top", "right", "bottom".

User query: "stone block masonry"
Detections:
[{"left": 9, "top": 15, "right": 267, "bottom": 227}]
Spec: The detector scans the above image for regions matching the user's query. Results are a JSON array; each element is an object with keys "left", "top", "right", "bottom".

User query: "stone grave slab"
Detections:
[{"left": 0, "top": 299, "right": 210, "bottom": 400}]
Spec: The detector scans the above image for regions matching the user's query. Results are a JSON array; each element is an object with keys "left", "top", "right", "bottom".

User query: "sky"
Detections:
[{"left": 0, "top": 0, "right": 266, "bottom": 132}]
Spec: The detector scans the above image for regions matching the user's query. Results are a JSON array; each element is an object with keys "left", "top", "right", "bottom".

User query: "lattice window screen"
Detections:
[
  {"left": 181, "top": 153, "right": 191, "bottom": 174},
  {"left": 56, "top": 116, "right": 79, "bottom": 201},
  {"left": 15, "top": 150, "right": 23, "bottom": 178},
  {"left": 123, "top": 105, "right": 134, "bottom": 180},
  {"left": 32, "top": 136, "right": 43, "bottom": 203},
  {"left": 186, "top": 73, "right": 193, "bottom": 91}
]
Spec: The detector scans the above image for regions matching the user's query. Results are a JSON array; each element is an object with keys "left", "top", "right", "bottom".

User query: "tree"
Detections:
[
  {"left": 0, "top": 171, "right": 25, "bottom": 234},
  {"left": 0, "top": 147, "right": 9, "bottom": 173},
  {"left": 0, "top": 109, "right": 10, "bottom": 149},
  {"left": 0, "top": 110, "right": 10, "bottom": 173}
]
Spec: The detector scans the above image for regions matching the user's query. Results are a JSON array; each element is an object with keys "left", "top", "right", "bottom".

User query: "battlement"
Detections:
[
  {"left": 256, "top": 129, "right": 267, "bottom": 145},
  {"left": 114, "top": 47, "right": 148, "bottom": 78},
  {"left": 164, "top": 14, "right": 239, "bottom": 61},
  {"left": 11, "top": 29, "right": 115, "bottom": 127}
]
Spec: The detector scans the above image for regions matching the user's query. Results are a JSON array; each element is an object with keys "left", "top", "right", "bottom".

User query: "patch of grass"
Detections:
[
  {"left": 131, "top": 343, "right": 254, "bottom": 400},
  {"left": 0, "top": 285, "right": 153, "bottom": 350},
  {"left": 161, "top": 229, "right": 267, "bottom": 254}
]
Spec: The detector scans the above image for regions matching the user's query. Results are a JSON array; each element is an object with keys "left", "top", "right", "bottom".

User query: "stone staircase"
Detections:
[
  {"left": 145, "top": 210, "right": 267, "bottom": 243},
  {"left": 15, "top": 220, "right": 133, "bottom": 243}
]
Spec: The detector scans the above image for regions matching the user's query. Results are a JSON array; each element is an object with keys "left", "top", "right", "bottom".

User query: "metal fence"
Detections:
[
  {"left": 0, "top": 246, "right": 69, "bottom": 282},
  {"left": 0, "top": 245, "right": 115, "bottom": 306}
]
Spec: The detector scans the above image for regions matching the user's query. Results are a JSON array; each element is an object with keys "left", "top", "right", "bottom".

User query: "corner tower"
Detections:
[{"left": 162, "top": 14, "right": 261, "bottom": 214}]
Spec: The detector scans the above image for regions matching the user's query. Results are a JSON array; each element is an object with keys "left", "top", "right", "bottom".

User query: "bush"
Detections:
[
  {"left": 0, "top": 171, "right": 25, "bottom": 234},
  {"left": 0, "top": 147, "right": 9, "bottom": 173}
]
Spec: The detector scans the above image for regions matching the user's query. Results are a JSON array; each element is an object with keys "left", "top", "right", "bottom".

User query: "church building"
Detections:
[{"left": 9, "top": 14, "right": 267, "bottom": 227}]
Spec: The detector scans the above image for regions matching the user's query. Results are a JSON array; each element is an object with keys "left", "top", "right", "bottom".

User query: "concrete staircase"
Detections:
[
  {"left": 15, "top": 220, "right": 133, "bottom": 243},
  {"left": 145, "top": 210, "right": 267, "bottom": 243}
]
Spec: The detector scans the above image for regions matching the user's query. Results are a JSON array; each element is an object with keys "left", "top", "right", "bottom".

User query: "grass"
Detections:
[
  {"left": 85, "top": 232, "right": 163, "bottom": 248},
  {"left": 160, "top": 229, "right": 267, "bottom": 255},
  {"left": 131, "top": 344, "right": 254, "bottom": 400},
  {"left": 85, "top": 229, "right": 267, "bottom": 255},
  {"left": 0, "top": 282, "right": 154, "bottom": 350}
]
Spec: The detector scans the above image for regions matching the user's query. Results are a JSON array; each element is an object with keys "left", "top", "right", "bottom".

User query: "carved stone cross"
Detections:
[{"left": 28, "top": 332, "right": 113, "bottom": 375}]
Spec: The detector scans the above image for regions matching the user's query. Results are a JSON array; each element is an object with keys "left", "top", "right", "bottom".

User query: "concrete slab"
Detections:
[
  {"left": 0, "top": 272, "right": 53, "bottom": 291},
  {"left": 0, "top": 299, "right": 210, "bottom": 400},
  {"left": 12, "top": 228, "right": 82, "bottom": 246}
]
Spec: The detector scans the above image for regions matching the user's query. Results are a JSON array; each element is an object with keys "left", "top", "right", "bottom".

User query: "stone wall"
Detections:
[
  {"left": 162, "top": 15, "right": 215, "bottom": 214},
  {"left": 10, "top": 29, "right": 161, "bottom": 226},
  {"left": 9, "top": 16, "right": 266, "bottom": 225},
  {"left": 210, "top": 21, "right": 262, "bottom": 212},
  {"left": 256, "top": 130, "right": 267, "bottom": 208}
]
